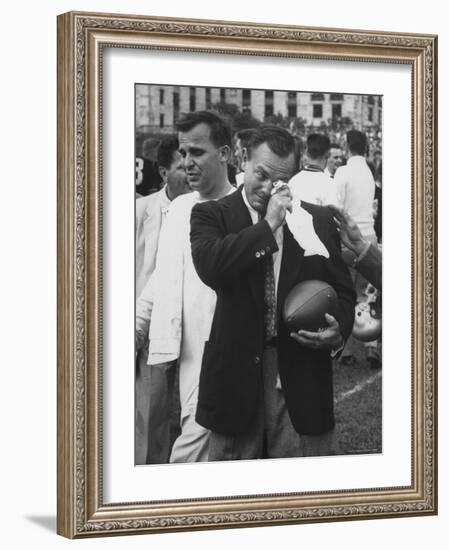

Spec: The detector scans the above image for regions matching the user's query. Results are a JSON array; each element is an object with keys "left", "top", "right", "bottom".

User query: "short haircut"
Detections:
[
  {"left": 306, "top": 133, "right": 330, "bottom": 160},
  {"left": 247, "top": 125, "right": 296, "bottom": 160},
  {"left": 346, "top": 130, "right": 368, "bottom": 156},
  {"left": 157, "top": 135, "right": 179, "bottom": 169},
  {"left": 235, "top": 128, "right": 257, "bottom": 149},
  {"left": 175, "top": 110, "right": 232, "bottom": 148},
  {"left": 142, "top": 137, "right": 161, "bottom": 159},
  {"left": 142, "top": 137, "right": 160, "bottom": 153},
  {"left": 329, "top": 143, "right": 342, "bottom": 151}
]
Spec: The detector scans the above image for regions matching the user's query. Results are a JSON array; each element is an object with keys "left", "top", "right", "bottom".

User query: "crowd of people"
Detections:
[{"left": 134, "top": 111, "right": 382, "bottom": 465}]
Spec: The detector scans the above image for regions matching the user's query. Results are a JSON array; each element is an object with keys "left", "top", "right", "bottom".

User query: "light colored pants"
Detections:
[
  {"left": 207, "top": 347, "right": 336, "bottom": 461},
  {"left": 169, "top": 408, "right": 210, "bottom": 463}
]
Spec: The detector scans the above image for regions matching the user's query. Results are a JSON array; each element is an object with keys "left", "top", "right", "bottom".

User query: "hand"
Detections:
[
  {"left": 290, "top": 313, "right": 343, "bottom": 351},
  {"left": 327, "top": 204, "right": 367, "bottom": 256},
  {"left": 136, "top": 329, "right": 146, "bottom": 353},
  {"left": 264, "top": 185, "right": 292, "bottom": 231}
]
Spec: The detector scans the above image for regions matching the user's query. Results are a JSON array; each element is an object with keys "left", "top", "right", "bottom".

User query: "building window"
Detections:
[
  {"left": 368, "top": 106, "right": 373, "bottom": 122},
  {"left": 367, "top": 95, "right": 375, "bottom": 105},
  {"left": 265, "top": 90, "right": 274, "bottom": 117},
  {"left": 159, "top": 88, "right": 164, "bottom": 104},
  {"left": 205, "top": 87, "right": 211, "bottom": 109},
  {"left": 332, "top": 103, "right": 342, "bottom": 118},
  {"left": 159, "top": 113, "right": 164, "bottom": 128},
  {"left": 313, "top": 104, "right": 323, "bottom": 118},
  {"left": 311, "top": 92, "right": 325, "bottom": 102},
  {"left": 242, "top": 89, "right": 251, "bottom": 111},
  {"left": 189, "top": 87, "right": 196, "bottom": 112},
  {"left": 220, "top": 88, "right": 226, "bottom": 103},
  {"left": 330, "top": 93, "right": 344, "bottom": 101},
  {"left": 173, "top": 89, "right": 180, "bottom": 121},
  {"left": 287, "top": 91, "right": 297, "bottom": 118}
]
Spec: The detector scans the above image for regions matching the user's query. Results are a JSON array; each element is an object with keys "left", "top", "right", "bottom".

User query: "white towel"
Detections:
[{"left": 285, "top": 204, "right": 329, "bottom": 258}]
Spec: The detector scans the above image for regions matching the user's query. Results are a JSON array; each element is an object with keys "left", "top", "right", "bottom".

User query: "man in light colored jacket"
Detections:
[{"left": 135, "top": 135, "right": 190, "bottom": 465}]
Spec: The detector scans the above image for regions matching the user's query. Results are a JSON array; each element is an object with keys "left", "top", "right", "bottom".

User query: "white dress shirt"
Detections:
[
  {"left": 241, "top": 187, "right": 283, "bottom": 301},
  {"left": 334, "top": 156, "right": 376, "bottom": 237},
  {"left": 288, "top": 169, "right": 339, "bottom": 207}
]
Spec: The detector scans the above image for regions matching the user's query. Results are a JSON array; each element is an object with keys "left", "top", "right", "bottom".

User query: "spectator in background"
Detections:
[
  {"left": 292, "top": 135, "right": 303, "bottom": 174},
  {"left": 372, "top": 149, "right": 382, "bottom": 244},
  {"left": 334, "top": 130, "right": 379, "bottom": 368},
  {"left": 135, "top": 137, "right": 163, "bottom": 196},
  {"left": 325, "top": 144, "right": 344, "bottom": 178},
  {"left": 146, "top": 111, "right": 236, "bottom": 463},
  {"left": 233, "top": 128, "right": 257, "bottom": 187},
  {"left": 135, "top": 135, "right": 190, "bottom": 465},
  {"left": 135, "top": 136, "right": 190, "bottom": 299},
  {"left": 288, "top": 133, "right": 339, "bottom": 206},
  {"left": 334, "top": 130, "right": 376, "bottom": 245}
]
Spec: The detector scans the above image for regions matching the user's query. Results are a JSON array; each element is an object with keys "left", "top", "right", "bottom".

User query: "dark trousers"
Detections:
[
  {"left": 135, "top": 344, "right": 177, "bottom": 464},
  {"left": 208, "top": 347, "right": 336, "bottom": 461}
]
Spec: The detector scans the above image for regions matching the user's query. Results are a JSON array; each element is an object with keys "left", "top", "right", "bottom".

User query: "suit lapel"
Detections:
[
  {"left": 223, "top": 187, "right": 253, "bottom": 232},
  {"left": 277, "top": 224, "right": 305, "bottom": 319},
  {"left": 222, "top": 189, "right": 265, "bottom": 316}
]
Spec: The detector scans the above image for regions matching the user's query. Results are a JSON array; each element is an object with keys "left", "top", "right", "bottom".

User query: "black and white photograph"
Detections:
[
  {"left": 54, "top": 8, "right": 437, "bottom": 539},
  {"left": 134, "top": 84, "right": 383, "bottom": 466}
]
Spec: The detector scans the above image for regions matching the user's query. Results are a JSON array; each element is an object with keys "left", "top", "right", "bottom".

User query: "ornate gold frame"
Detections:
[{"left": 57, "top": 11, "right": 438, "bottom": 538}]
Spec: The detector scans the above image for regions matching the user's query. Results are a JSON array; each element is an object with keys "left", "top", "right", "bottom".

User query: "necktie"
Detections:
[
  {"left": 263, "top": 254, "right": 277, "bottom": 342},
  {"left": 257, "top": 212, "right": 277, "bottom": 342}
]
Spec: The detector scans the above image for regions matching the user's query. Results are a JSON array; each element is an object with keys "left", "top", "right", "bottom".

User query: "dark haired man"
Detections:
[
  {"left": 190, "top": 125, "right": 355, "bottom": 460},
  {"left": 136, "top": 135, "right": 190, "bottom": 298},
  {"left": 233, "top": 128, "right": 258, "bottom": 187},
  {"left": 135, "top": 137, "right": 163, "bottom": 197},
  {"left": 135, "top": 134, "right": 189, "bottom": 464},
  {"left": 326, "top": 144, "right": 344, "bottom": 178},
  {"left": 146, "top": 111, "right": 236, "bottom": 463},
  {"left": 288, "top": 133, "right": 338, "bottom": 206},
  {"left": 334, "top": 130, "right": 379, "bottom": 368}
]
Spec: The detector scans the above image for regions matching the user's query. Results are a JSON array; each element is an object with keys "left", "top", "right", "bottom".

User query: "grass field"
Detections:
[
  {"left": 164, "top": 336, "right": 382, "bottom": 461},
  {"left": 333, "top": 337, "right": 382, "bottom": 456}
]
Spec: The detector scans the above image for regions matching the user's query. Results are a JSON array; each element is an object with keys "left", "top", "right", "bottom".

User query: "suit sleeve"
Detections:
[
  {"left": 315, "top": 208, "right": 356, "bottom": 341},
  {"left": 190, "top": 201, "right": 278, "bottom": 290},
  {"left": 355, "top": 243, "right": 382, "bottom": 290}
]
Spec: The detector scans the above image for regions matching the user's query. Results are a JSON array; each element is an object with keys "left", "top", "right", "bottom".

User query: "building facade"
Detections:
[{"left": 136, "top": 84, "right": 382, "bottom": 135}]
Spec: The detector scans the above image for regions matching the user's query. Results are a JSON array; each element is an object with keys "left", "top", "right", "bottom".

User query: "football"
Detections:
[{"left": 282, "top": 280, "right": 339, "bottom": 332}]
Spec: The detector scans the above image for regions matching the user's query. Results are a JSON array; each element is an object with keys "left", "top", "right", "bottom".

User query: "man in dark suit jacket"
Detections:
[{"left": 190, "top": 125, "right": 355, "bottom": 460}]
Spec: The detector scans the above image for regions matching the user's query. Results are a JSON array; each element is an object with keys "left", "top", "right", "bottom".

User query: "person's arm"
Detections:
[
  {"left": 190, "top": 201, "right": 278, "bottom": 290},
  {"left": 353, "top": 243, "right": 382, "bottom": 290},
  {"left": 328, "top": 204, "right": 382, "bottom": 290},
  {"left": 333, "top": 166, "right": 346, "bottom": 208},
  {"left": 190, "top": 186, "right": 292, "bottom": 290},
  {"left": 135, "top": 274, "right": 155, "bottom": 352}
]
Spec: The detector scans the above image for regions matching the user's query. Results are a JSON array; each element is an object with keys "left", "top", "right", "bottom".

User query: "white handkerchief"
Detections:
[{"left": 285, "top": 204, "right": 329, "bottom": 258}]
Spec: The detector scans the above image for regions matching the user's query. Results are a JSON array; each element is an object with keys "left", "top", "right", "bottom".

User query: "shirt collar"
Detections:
[
  {"left": 241, "top": 186, "right": 260, "bottom": 224},
  {"left": 303, "top": 163, "right": 324, "bottom": 172},
  {"left": 160, "top": 184, "right": 171, "bottom": 213},
  {"left": 348, "top": 155, "right": 366, "bottom": 164}
]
